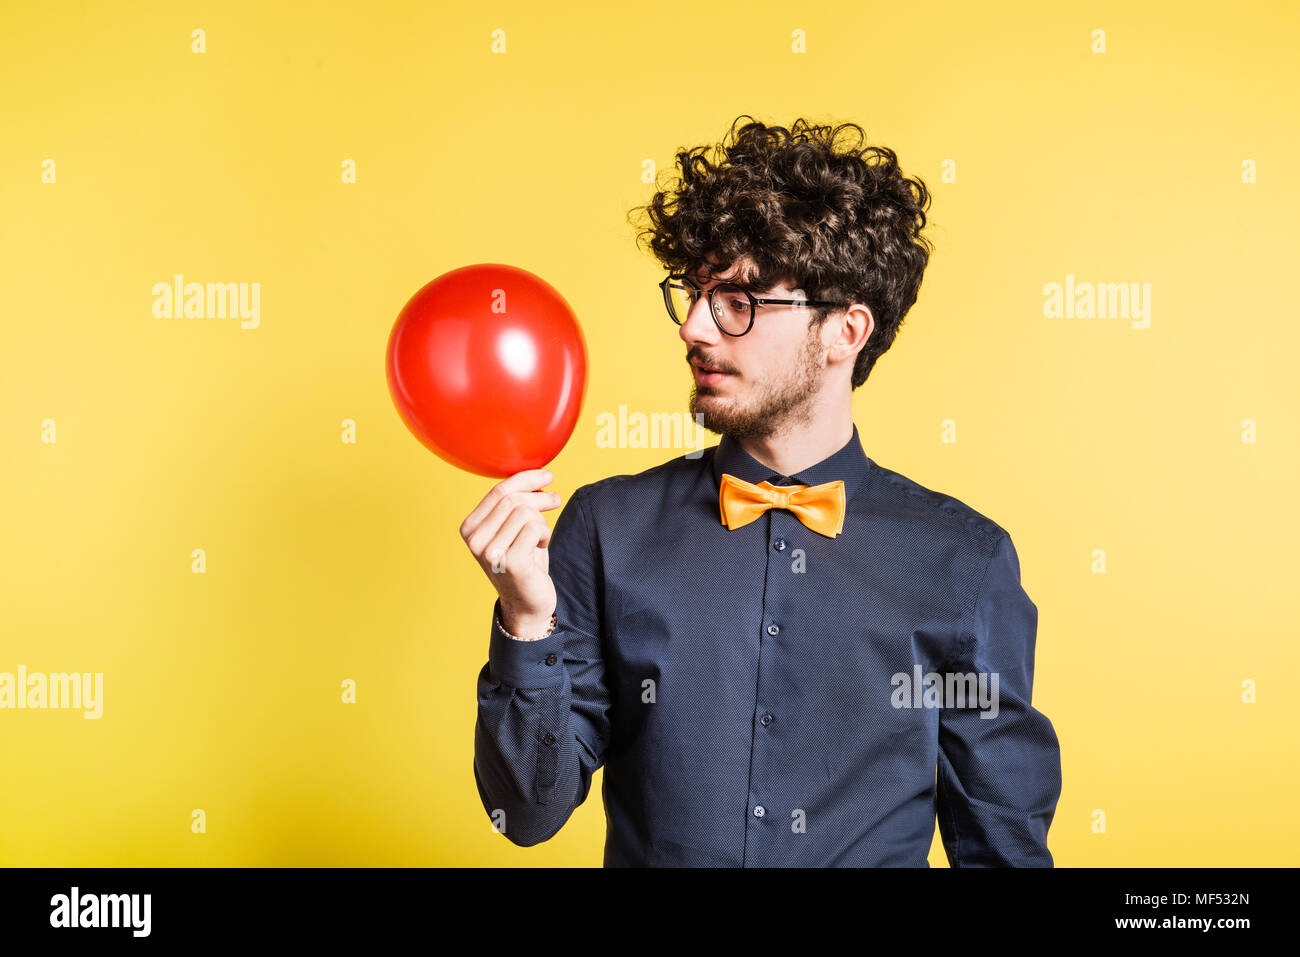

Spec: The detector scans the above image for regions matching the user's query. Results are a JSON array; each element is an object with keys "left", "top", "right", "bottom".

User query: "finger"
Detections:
[
  {"left": 502, "top": 517, "right": 552, "bottom": 575},
  {"left": 461, "top": 481, "right": 561, "bottom": 543},
  {"left": 465, "top": 490, "right": 561, "bottom": 557},
  {"left": 460, "top": 469, "right": 555, "bottom": 536},
  {"left": 483, "top": 505, "right": 547, "bottom": 573}
]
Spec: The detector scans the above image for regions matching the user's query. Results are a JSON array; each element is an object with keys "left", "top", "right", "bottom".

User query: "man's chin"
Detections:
[
  {"left": 690, "top": 405, "right": 739, "bottom": 437},
  {"left": 689, "top": 394, "right": 724, "bottom": 417}
]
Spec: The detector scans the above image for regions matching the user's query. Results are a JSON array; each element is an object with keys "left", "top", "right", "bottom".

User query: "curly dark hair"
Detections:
[{"left": 628, "top": 115, "right": 933, "bottom": 388}]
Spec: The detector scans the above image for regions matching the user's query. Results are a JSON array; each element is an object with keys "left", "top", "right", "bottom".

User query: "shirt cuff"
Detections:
[{"left": 487, "top": 597, "right": 565, "bottom": 688}]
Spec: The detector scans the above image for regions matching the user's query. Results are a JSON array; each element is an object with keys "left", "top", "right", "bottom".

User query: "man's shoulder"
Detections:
[
  {"left": 564, "top": 449, "right": 1016, "bottom": 552},
  {"left": 569, "top": 446, "right": 718, "bottom": 512},
  {"left": 864, "top": 458, "right": 1010, "bottom": 551}
]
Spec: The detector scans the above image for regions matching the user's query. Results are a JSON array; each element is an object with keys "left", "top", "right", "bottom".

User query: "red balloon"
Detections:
[{"left": 386, "top": 263, "right": 587, "bottom": 477}]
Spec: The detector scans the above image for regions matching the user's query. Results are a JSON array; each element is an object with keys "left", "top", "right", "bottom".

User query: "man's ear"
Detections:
[{"left": 830, "top": 304, "right": 873, "bottom": 362}]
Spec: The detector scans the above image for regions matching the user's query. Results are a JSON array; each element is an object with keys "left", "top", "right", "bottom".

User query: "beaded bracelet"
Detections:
[{"left": 495, "top": 612, "right": 558, "bottom": 642}]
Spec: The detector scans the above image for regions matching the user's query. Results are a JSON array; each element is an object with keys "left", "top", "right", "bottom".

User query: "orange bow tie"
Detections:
[{"left": 718, "top": 472, "right": 846, "bottom": 538}]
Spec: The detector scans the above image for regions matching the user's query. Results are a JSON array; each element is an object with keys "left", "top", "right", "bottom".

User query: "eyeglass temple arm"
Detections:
[
  {"left": 751, "top": 296, "right": 841, "bottom": 307},
  {"left": 665, "top": 277, "right": 840, "bottom": 308}
]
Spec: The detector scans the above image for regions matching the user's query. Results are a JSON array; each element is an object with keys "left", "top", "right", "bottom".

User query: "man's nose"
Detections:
[{"left": 678, "top": 292, "right": 721, "bottom": 344}]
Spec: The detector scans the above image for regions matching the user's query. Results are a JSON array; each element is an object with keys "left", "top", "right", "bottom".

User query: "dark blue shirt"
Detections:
[{"left": 474, "top": 423, "right": 1061, "bottom": 866}]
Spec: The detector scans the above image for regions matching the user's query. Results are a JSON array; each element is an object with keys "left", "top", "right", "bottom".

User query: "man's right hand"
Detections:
[{"left": 459, "top": 468, "right": 562, "bottom": 638}]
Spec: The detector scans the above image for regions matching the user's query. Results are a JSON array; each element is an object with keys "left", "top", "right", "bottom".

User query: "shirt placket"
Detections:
[{"left": 741, "top": 500, "right": 801, "bottom": 866}]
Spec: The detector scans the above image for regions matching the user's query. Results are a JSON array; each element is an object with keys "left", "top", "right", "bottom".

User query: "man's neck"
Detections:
[{"left": 734, "top": 402, "right": 855, "bottom": 479}]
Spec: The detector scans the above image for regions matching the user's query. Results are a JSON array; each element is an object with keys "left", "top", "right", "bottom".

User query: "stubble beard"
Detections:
[{"left": 689, "top": 327, "right": 827, "bottom": 441}]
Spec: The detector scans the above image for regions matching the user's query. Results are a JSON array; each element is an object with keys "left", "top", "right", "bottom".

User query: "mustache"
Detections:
[{"left": 688, "top": 352, "right": 736, "bottom": 374}]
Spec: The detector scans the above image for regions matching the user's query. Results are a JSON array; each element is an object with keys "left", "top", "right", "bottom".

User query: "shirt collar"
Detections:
[{"left": 711, "top": 422, "right": 873, "bottom": 504}]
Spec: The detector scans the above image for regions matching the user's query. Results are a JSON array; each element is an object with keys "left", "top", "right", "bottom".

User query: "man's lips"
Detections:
[
  {"left": 691, "top": 360, "right": 732, "bottom": 376},
  {"left": 692, "top": 363, "right": 733, "bottom": 384}
]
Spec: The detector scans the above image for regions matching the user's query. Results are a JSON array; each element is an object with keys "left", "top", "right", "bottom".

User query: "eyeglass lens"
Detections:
[{"left": 666, "top": 280, "right": 751, "bottom": 334}]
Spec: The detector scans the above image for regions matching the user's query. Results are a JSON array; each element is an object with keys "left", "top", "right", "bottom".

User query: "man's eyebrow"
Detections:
[{"left": 689, "top": 269, "right": 759, "bottom": 290}]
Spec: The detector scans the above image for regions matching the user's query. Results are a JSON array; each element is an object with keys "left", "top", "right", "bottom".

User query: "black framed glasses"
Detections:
[{"left": 659, "top": 274, "right": 843, "bottom": 337}]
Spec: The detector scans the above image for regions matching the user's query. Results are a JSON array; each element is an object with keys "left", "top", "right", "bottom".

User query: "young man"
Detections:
[{"left": 462, "top": 116, "right": 1062, "bottom": 866}]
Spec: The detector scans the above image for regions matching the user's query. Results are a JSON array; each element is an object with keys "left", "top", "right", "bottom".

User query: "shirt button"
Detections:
[
  {"left": 766, "top": 623, "right": 779, "bottom": 636},
  {"left": 760, "top": 713, "right": 773, "bottom": 726},
  {"left": 541, "top": 733, "right": 556, "bottom": 746},
  {"left": 753, "top": 805, "right": 765, "bottom": 818},
  {"left": 544, "top": 653, "right": 558, "bottom": 666},
  {"left": 773, "top": 538, "right": 786, "bottom": 551}
]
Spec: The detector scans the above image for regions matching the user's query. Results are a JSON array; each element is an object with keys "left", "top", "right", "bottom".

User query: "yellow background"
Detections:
[{"left": 2, "top": 0, "right": 1296, "bottom": 866}]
